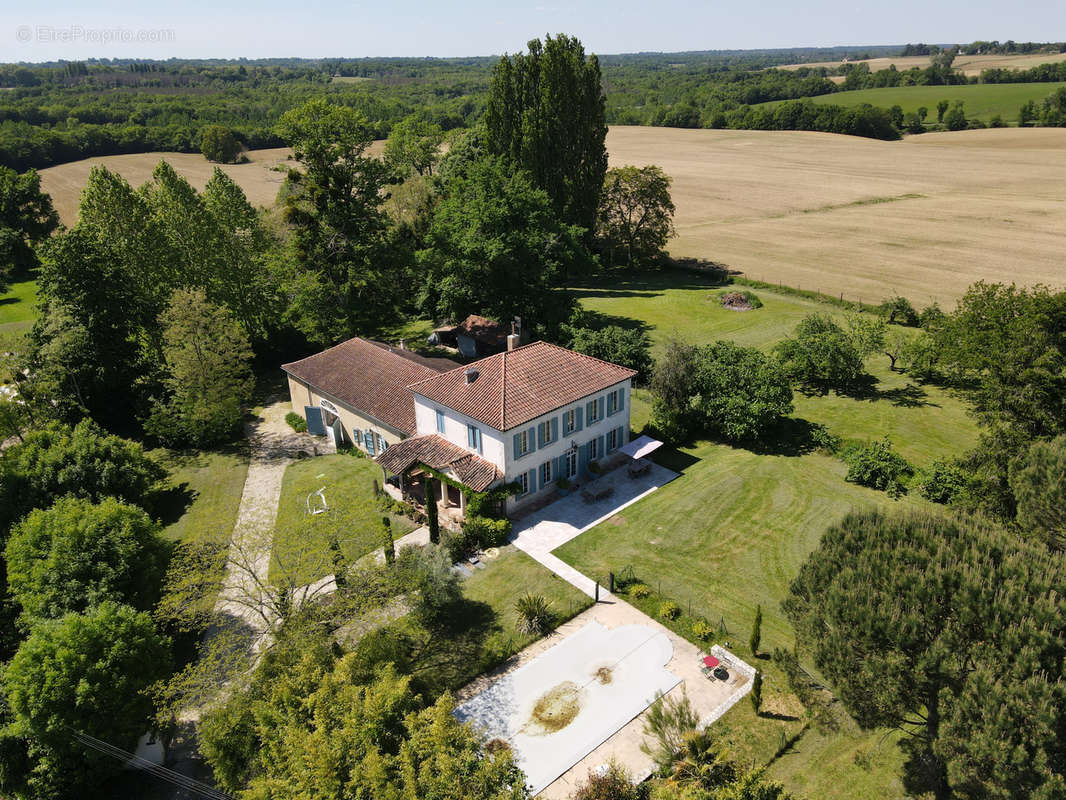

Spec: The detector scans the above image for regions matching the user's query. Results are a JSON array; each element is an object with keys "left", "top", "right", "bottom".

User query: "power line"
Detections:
[{"left": 72, "top": 730, "right": 234, "bottom": 800}]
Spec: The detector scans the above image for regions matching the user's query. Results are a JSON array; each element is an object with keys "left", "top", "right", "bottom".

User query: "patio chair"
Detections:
[{"left": 628, "top": 458, "right": 651, "bottom": 478}]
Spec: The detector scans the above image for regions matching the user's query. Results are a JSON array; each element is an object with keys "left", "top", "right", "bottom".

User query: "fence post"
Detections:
[
  {"left": 609, "top": 571, "right": 615, "bottom": 593},
  {"left": 595, "top": 581, "right": 600, "bottom": 602}
]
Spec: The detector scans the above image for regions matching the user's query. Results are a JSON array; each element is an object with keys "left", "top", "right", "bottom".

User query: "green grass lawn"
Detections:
[
  {"left": 152, "top": 447, "right": 251, "bottom": 546},
  {"left": 271, "top": 454, "right": 416, "bottom": 585},
  {"left": 382, "top": 544, "right": 593, "bottom": 699},
  {"left": 556, "top": 269, "right": 980, "bottom": 798},
  {"left": 758, "top": 81, "right": 1066, "bottom": 123},
  {"left": 0, "top": 276, "right": 39, "bottom": 340}
]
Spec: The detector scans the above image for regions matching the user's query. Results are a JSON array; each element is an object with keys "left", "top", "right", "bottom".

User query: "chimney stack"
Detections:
[
  {"left": 507, "top": 333, "right": 519, "bottom": 352},
  {"left": 464, "top": 367, "right": 479, "bottom": 384},
  {"left": 399, "top": 338, "right": 406, "bottom": 350}
]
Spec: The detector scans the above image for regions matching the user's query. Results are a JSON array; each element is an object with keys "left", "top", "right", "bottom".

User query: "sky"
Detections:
[{"left": 3, "top": 0, "right": 1065, "bottom": 61}]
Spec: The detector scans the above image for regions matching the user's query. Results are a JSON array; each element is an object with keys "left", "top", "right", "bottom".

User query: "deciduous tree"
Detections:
[
  {"left": 597, "top": 165, "right": 676, "bottom": 267},
  {"left": 199, "top": 124, "right": 242, "bottom": 163},
  {"left": 419, "top": 156, "right": 584, "bottom": 335},
  {"left": 1, "top": 602, "right": 171, "bottom": 800},
  {"left": 774, "top": 314, "right": 865, "bottom": 393},
  {"left": 276, "top": 98, "right": 395, "bottom": 344},
  {"left": 384, "top": 115, "right": 445, "bottom": 177},
  {"left": 145, "top": 288, "right": 254, "bottom": 446},
  {"left": 0, "top": 166, "right": 58, "bottom": 285},
  {"left": 568, "top": 325, "right": 653, "bottom": 383},
  {"left": 5, "top": 496, "right": 167, "bottom": 622}
]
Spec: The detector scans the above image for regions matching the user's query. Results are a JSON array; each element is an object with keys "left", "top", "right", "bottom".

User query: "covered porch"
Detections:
[{"left": 375, "top": 434, "right": 503, "bottom": 526}]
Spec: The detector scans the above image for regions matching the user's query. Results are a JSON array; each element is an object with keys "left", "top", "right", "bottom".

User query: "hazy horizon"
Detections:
[{"left": 3, "top": 0, "right": 1064, "bottom": 62}]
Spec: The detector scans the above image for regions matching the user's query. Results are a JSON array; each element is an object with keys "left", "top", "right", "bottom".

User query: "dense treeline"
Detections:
[{"left": 5, "top": 41, "right": 1066, "bottom": 170}]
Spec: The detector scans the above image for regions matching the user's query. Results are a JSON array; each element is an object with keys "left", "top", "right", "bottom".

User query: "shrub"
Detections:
[
  {"left": 461, "top": 515, "right": 511, "bottom": 549},
  {"left": 809, "top": 423, "right": 842, "bottom": 453},
  {"left": 915, "top": 459, "right": 969, "bottom": 504},
  {"left": 515, "top": 593, "right": 554, "bottom": 635},
  {"left": 556, "top": 477, "right": 571, "bottom": 490},
  {"left": 691, "top": 619, "right": 714, "bottom": 641},
  {"left": 629, "top": 583, "right": 651, "bottom": 599},
  {"left": 284, "top": 412, "right": 307, "bottom": 433},
  {"left": 842, "top": 437, "right": 913, "bottom": 494},
  {"left": 588, "top": 460, "right": 601, "bottom": 474},
  {"left": 659, "top": 601, "right": 681, "bottom": 620}
]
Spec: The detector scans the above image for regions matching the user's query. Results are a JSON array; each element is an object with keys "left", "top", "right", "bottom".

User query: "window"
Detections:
[
  {"left": 435, "top": 409, "right": 445, "bottom": 434},
  {"left": 565, "top": 448, "right": 578, "bottom": 478},
  {"left": 517, "top": 471, "right": 529, "bottom": 496},
  {"left": 563, "top": 408, "right": 576, "bottom": 433},
  {"left": 467, "top": 424, "right": 482, "bottom": 453},
  {"left": 540, "top": 460, "right": 552, "bottom": 486},
  {"left": 587, "top": 397, "right": 601, "bottom": 424},
  {"left": 516, "top": 429, "right": 530, "bottom": 457},
  {"left": 538, "top": 419, "right": 554, "bottom": 445},
  {"left": 607, "top": 388, "right": 623, "bottom": 416},
  {"left": 607, "top": 427, "right": 620, "bottom": 452},
  {"left": 588, "top": 437, "right": 600, "bottom": 460}
]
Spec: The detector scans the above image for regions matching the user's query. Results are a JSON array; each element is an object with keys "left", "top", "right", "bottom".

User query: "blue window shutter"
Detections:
[
  {"left": 513, "top": 432, "right": 520, "bottom": 459},
  {"left": 599, "top": 434, "right": 606, "bottom": 456},
  {"left": 598, "top": 397, "right": 605, "bottom": 421},
  {"left": 528, "top": 426, "right": 537, "bottom": 454},
  {"left": 436, "top": 409, "right": 445, "bottom": 433},
  {"left": 578, "top": 443, "right": 589, "bottom": 475},
  {"left": 537, "top": 422, "right": 545, "bottom": 447},
  {"left": 576, "top": 406, "right": 584, "bottom": 431},
  {"left": 618, "top": 387, "right": 625, "bottom": 411},
  {"left": 554, "top": 455, "right": 562, "bottom": 480},
  {"left": 529, "top": 468, "right": 537, "bottom": 493},
  {"left": 551, "top": 416, "right": 559, "bottom": 442}
]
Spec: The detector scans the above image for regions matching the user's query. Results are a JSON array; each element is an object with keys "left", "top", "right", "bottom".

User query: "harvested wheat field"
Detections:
[
  {"left": 39, "top": 141, "right": 386, "bottom": 225},
  {"left": 606, "top": 126, "right": 1066, "bottom": 305},
  {"left": 780, "top": 51, "right": 1066, "bottom": 77}
]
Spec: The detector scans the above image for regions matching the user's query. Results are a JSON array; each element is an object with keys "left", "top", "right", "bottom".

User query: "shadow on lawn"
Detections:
[
  {"left": 154, "top": 481, "right": 197, "bottom": 527},
  {"left": 838, "top": 374, "right": 940, "bottom": 409},
  {"left": 746, "top": 417, "right": 826, "bottom": 458}
]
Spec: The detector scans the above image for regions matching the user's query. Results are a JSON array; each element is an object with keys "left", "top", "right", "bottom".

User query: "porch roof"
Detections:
[{"left": 375, "top": 434, "right": 502, "bottom": 492}]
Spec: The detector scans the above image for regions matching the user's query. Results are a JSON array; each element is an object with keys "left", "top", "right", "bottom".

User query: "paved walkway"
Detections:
[
  {"left": 214, "top": 402, "right": 319, "bottom": 644},
  {"left": 510, "top": 461, "right": 678, "bottom": 598}
]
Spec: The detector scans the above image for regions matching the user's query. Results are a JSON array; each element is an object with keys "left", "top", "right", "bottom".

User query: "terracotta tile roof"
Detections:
[
  {"left": 375, "top": 434, "right": 502, "bottom": 492},
  {"left": 408, "top": 341, "right": 637, "bottom": 432},
  {"left": 282, "top": 338, "right": 455, "bottom": 435}
]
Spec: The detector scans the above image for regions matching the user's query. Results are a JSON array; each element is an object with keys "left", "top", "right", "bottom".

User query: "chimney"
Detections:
[
  {"left": 464, "top": 367, "right": 479, "bottom": 384},
  {"left": 507, "top": 333, "right": 519, "bottom": 352},
  {"left": 398, "top": 338, "right": 406, "bottom": 350}
]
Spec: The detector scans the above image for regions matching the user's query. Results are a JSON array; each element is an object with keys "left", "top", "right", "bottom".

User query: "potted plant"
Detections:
[
  {"left": 555, "top": 477, "right": 571, "bottom": 495},
  {"left": 588, "top": 460, "right": 601, "bottom": 474}
]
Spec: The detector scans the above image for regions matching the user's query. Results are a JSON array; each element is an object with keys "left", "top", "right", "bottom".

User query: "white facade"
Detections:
[{"left": 412, "top": 378, "right": 633, "bottom": 510}]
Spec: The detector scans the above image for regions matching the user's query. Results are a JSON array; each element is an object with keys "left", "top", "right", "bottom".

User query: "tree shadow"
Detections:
[
  {"left": 570, "top": 307, "right": 653, "bottom": 335},
  {"left": 152, "top": 481, "right": 197, "bottom": 527},
  {"left": 758, "top": 711, "right": 802, "bottom": 722},
  {"left": 648, "top": 443, "right": 701, "bottom": 474},
  {"left": 746, "top": 417, "right": 824, "bottom": 457},
  {"left": 839, "top": 374, "right": 939, "bottom": 408},
  {"left": 568, "top": 261, "right": 737, "bottom": 298},
  {"left": 406, "top": 598, "right": 498, "bottom": 694}
]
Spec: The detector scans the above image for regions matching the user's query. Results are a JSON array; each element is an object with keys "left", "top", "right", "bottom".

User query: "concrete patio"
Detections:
[{"left": 510, "top": 460, "right": 678, "bottom": 597}]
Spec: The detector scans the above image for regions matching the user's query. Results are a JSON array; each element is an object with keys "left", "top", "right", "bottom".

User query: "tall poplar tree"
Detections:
[{"left": 485, "top": 34, "right": 607, "bottom": 234}]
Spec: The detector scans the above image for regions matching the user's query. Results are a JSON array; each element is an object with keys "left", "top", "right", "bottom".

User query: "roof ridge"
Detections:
[
  {"left": 499, "top": 349, "right": 507, "bottom": 429},
  {"left": 530, "top": 339, "right": 639, "bottom": 375}
]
